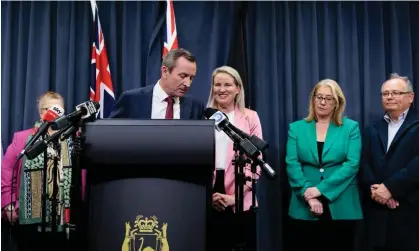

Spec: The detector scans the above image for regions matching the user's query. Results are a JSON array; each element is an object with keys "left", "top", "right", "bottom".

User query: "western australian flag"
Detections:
[{"left": 90, "top": 0, "right": 115, "bottom": 118}]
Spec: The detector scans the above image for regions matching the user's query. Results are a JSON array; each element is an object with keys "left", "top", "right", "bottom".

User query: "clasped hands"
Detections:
[
  {"left": 304, "top": 187, "right": 323, "bottom": 216},
  {"left": 370, "top": 184, "right": 399, "bottom": 209},
  {"left": 212, "top": 192, "right": 235, "bottom": 212}
]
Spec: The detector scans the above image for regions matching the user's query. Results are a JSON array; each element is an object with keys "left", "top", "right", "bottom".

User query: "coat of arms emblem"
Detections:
[{"left": 122, "top": 215, "right": 169, "bottom": 251}]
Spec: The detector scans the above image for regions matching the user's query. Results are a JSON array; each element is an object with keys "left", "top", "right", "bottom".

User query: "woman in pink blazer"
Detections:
[
  {"left": 1, "top": 91, "right": 84, "bottom": 251},
  {"left": 206, "top": 66, "right": 263, "bottom": 251}
]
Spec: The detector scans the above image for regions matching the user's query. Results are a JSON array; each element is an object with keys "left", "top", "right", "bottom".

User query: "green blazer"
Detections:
[{"left": 286, "top": 117, "right": 363, "bottom": 220}]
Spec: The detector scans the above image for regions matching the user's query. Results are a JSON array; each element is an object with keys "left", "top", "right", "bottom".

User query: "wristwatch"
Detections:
[{"left": 4, "top": 204, "right": 15, "bottom": 212}]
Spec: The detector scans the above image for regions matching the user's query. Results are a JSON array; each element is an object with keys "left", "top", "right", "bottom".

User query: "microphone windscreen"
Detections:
[
  {"left": 203, "top": 107, "right": 218, "bottom": 119},
  {"left": 43, "top": 105, "right": 64, "bottom": 122}
]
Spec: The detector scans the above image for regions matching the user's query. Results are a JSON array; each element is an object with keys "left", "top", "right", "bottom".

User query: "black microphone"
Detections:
[
  {"left": 203, "top": 108, "right": 269, "bottom": 152},
  {"left": 204, "top": 108, "right": 276, "bottom": 179},
  {"left": 51, "top": 101, "right": 100, "bottom": 130},
  {"left": 24, "top": 123, "right": 74, "bottom": 160}
]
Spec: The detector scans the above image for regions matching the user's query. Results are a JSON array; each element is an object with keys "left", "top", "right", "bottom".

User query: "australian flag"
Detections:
[
  {"left": 90, "top": 0, "right": 115, "bottom": 118},
  {"left": 163, "top": 0, "right": 179, "bottom": 58}
]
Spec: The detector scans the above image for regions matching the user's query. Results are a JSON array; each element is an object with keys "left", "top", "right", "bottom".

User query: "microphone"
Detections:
[
  {"left": 17, "top": 105, "right": 65, "bottom": 160},
  {"left": 60, "top": 126, "right": 78, "bottom": 141},
  {"left": 204, "top": 108, "right": 276, "bottom": 179},
  {"left": 204, "top": 108, "right": 269, "bottom": 151},
  {"left": 24, "top": 123, "right": 74, "bottom": 160},
  {"left": 51, "top": 101, "right": 100, "bottom": 130}
]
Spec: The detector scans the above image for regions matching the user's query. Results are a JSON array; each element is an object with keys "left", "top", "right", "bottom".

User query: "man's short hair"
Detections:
[
  {"left": 387, "top": 73, "right": 414, "bottom": 92},
  {"left": 162, "top": 48, "right": 196, "bottom": 72}
]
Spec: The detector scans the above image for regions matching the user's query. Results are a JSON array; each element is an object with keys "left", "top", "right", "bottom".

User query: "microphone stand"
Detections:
[
  {"left": 233, "top": 141, "right": 248, "bottom": 215},
  {"left": 247, "top": 157, "right": 262, "bottom": 251},
  {"left": 50, "top": 137, "right": 61, "bottom": 234},
  {"left": 67, "top": 123, "right": 85, "bottom": 246},
  {"left": 41, "top": 133, "right": 48, "bottom": 234},
  {"left": 231, "top": 138, "right": 260, "bottom": 251},
  {"left": 249, "top": 160, "right": 258, "bottom": 212}
]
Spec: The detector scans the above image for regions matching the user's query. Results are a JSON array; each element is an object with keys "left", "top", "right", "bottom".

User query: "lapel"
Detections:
[
  {"left": 323, "top": 122, "right": 340, "bottom": 157},
  {"left": 376, "top": 118, "right": 388, "bottom": 153},
  {"left": 224, "top": 107, "right": 246, "bottom": 172},
  {"left": 180, "top": 97, "right": 191, "bottom": 119},
  {"left": 305, "top": 120, "right": 339, "bottom": 165},
  {"left": 387, "top": 108, "right": 419, "bottom": 154}
]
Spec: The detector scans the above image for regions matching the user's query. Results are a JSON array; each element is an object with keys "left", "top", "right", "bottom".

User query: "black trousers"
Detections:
[
  {"left": 208, "top": 170, "right": 256, "bottom": 251},
  {"left": 288, "top": 197, "right": 357, "bottom": 251},
  {"left": 208, "top": 209, "right": 255, "bottom": 251}
]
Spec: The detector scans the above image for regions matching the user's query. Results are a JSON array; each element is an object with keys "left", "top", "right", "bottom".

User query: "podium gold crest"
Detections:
[{"left": 122, "top": 215, "right": 169, "bottom": 251}]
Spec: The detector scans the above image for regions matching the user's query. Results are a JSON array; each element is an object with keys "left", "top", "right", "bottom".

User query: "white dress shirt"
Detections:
[
  {"left": 215, "top": 111, "right": 235, "bottom": 170},
  {"left": 151, "top": 81, "right": 180, "bottom": 119},
  {"left": 384, "top": 108, "right": 409, "bottom": 151}
]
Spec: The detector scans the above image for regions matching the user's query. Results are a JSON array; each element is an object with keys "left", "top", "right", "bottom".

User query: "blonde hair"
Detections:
[
  {"left": 206, "top": 66, "right": 245, "bottom": 113},
  {"left": 305, "top": 79, "right": 346, "bottom": 126},
  {"left": 37, "top": 91, "right": 64, "bottom": 111}
]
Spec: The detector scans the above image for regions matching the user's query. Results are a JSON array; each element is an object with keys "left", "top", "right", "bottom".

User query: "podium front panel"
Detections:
[{"left": 89, "top": 177, "right": 206, "bottom": 251}]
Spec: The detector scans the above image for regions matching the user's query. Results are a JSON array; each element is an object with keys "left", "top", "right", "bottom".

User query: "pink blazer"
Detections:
[
  {"left": 213, "top": 107, "right": 263, "bottom": 212},
  {"left": 1, "top": 129, "right": 86, "bottom": 210}
]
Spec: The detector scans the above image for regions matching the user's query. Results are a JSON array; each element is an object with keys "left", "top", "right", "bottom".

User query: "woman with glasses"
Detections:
[{"left": 285, "top": 79, "right": 363, "bottom": 251}]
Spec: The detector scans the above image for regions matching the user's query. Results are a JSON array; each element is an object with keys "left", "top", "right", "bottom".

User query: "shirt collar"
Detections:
[
  {"left": 153, "top": 80, "right": 180, "bottom": 104},
  {"left": 384, "top": 108, "right": 409, "bottom": 123}
]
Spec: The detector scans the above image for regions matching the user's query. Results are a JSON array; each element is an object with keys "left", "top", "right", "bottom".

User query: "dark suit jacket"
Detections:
[
  {"left": 109, "top": 84, "right": 205, "bottom": 119},
  {"left": 360, "top": 107, "right": 419, "bottom": 250}
]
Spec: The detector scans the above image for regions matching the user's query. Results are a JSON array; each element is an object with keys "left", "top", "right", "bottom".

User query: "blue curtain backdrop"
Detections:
[{"left": 2, "top": 1, "right": 419, "bottom": 251}]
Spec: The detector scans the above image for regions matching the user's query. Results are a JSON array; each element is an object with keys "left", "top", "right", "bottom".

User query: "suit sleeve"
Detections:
[
  {"left": 285, "top": 123, "right": 313, "bottom": 198},
  {"left": 384, "top": 124, "right": 419, "bottom": 198},
  {"left": 316, "top": 122, "right": 362, "bottom": 202},
  {"left": 1, "top": 133, "right": 20, "bottom": 209},
  {"left": 109, "top": 92, "right": 127, "bottom": 118},
  {"left": 358, "top": 124, "right": 376, "bottom": 198},
  {"left": 244, "top": 111, "right": 263, "bottom": 189},
  {"left": 196, "top": 100, "right": 206, "bottom": 120}
]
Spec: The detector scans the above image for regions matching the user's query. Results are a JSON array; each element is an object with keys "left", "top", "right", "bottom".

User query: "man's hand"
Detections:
[
  {"left": 386, "top": 198, "right": 399, "bottom": 209},
  {"left": 304, "top": 187, "right": 321, "bottom": 201},
  {"left": 371, "top": 184, "right": 392, "bottom": 204},
  {"left": 307, "top": 198, "right": 323, "bottom": 216}
]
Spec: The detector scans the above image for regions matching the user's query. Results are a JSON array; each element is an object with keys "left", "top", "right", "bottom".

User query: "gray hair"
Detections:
[
  {"left": 383, "top": 73, "right": 414, "bottom": 92},
  {"left": 162, "top": 48, "right": 196, "bottom": 72}
]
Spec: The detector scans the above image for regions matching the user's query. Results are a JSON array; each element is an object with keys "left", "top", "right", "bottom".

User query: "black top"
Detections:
[
  {"left": 317, "top": 141, "right": 324, "bottom": 166},
  {"left": 317, "top": 141, "right": 332, "bottom": 220}
]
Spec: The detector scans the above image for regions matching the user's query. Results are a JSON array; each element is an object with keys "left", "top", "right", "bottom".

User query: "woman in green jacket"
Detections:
[{"left": 285, "top": 79, "right": 362, "bottom": 251}]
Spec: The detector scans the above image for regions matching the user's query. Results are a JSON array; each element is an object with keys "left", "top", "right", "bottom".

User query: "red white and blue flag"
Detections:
[
  {"left": 163, "top": 0, "right": 179, "bottom": 57},
  {"left": 90, "top": 0, "right": 115, "bottom": 118}
]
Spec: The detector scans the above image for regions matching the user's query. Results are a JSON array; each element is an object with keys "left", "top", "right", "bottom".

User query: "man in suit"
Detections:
[
  {"left": 360, "top": 73, "right": 419, "bottom": 251},
  {"left": 109, "top": 48, "right": 204, "bottom": 119}
]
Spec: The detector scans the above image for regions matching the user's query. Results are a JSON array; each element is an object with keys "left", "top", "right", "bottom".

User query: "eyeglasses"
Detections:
[
  {"left": 314, "top": 95, "right": 335, "bottom": 104},
  {"left": 381, "top": 91, "right": 411, "bottom": 98}
]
